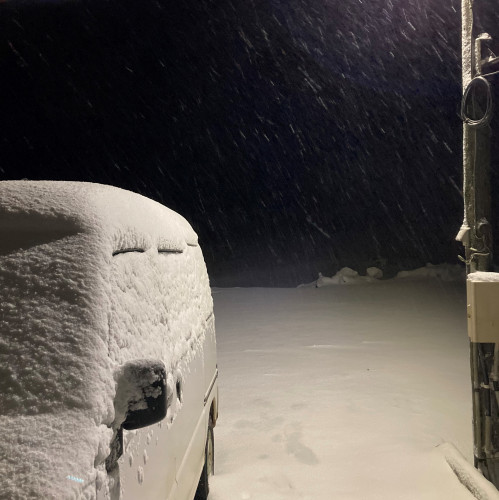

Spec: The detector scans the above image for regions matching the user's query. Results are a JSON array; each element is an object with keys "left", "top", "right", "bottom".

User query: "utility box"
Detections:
[{"left": 467, "top": 273, "right": 499, "bottom": 342}]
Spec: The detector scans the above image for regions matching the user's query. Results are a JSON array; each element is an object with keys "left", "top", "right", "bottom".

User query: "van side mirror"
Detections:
[{"left": 115, "top": 359, "right": 168, "bottom": 431}]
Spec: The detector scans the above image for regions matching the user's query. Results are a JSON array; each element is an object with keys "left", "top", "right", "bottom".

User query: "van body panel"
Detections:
[{"left": 0, "top": 181, "right": 218, "bottom": 500}]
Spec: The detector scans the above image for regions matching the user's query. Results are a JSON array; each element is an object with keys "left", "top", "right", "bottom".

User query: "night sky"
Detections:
[{"left": 1, "top": 0, "right": 498, "bottom": 286}]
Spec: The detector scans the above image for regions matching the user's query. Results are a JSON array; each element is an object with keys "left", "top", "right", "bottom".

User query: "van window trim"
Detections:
[
  {"left": 112, "top": 248, "right": 145, "bottom": 256},
  {"left": 204, "top": 368, "right": 218, "bottom": 406},
  {"left": 158, "top": 248, "right": 184, "bottom": 254}
]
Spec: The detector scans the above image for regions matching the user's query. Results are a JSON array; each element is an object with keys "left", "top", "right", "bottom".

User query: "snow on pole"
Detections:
[
  {"left": 440, "top": 443, "right": 499, "bottom": 500},
  {"left": 458, "top": 0, "right": 473, "bottom": 245}
]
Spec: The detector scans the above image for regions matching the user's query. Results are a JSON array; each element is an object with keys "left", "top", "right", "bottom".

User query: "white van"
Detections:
[{"left": 0, "top": 181, "right": 218, "bottom": 500}]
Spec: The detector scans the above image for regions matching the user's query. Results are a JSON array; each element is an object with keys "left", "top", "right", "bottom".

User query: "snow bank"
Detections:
[
  {"left": 0, "top": 181, "right": 211, "bottom": 499},
  {"left": 299, "top": 267, "right": 383, "bottom": 288},
  {"left": 303, "top": 263, "right": 465, "bottom": 288},
  {"left": 396, "top": 263, "right": 465, "bottom": 282}
]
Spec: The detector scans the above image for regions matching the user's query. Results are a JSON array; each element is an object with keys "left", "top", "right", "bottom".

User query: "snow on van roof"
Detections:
[
  {"left": 0, "top": 180, "right": 198, "bottom": 252},
  {"left": 0, "top": 181, "right": 210, "bottom": 499}
]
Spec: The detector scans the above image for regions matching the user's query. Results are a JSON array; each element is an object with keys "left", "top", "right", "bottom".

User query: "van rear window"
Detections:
[{"left": 0, "top": 215, "right": 79, "bottom": 256}]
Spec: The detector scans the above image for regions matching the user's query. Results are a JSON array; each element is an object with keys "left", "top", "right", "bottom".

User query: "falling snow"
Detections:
[{"left": 0, "top": 0, "right": 476, "bottom": 286}]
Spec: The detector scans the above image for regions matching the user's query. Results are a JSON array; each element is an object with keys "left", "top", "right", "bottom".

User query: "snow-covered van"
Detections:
[{"left": 0, "top": 181, "right": 218, "bottom": 500}]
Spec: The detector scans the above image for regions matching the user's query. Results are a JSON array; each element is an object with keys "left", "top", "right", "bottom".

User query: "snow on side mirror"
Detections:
[{"left": 114, "top": 359, "right": 168, "bottom": 431}]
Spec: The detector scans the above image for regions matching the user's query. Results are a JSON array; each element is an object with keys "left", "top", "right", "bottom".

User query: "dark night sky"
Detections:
[{"left": 1, "top": 0, "right": 498, "bottom": 286}]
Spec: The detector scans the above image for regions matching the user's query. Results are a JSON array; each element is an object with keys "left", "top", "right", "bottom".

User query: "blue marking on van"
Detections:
[{"left": 66, "top": 475, "right": 84, "bottom": 484}]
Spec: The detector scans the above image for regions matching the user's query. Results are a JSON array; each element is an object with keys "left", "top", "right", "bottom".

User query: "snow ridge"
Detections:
[{"left": 300, "top": 263, "right": 465, "bottom": 288}]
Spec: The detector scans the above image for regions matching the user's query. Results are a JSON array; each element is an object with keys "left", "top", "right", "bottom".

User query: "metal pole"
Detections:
[
  {"left": 460, "top": 0, "right": 496, "bottom": 484},
  {"left": 461, "top": 0, "right": 473, "bottom": 259}
]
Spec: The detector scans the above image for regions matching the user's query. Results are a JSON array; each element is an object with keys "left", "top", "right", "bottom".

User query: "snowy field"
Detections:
[{"left": 209, "top": 270, "right": 478, "bottom": 499}]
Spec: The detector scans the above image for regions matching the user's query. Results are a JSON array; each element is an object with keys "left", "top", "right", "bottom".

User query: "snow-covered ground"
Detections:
[{"left": 209, "top": 269, "right": 478, "bottom": 499}]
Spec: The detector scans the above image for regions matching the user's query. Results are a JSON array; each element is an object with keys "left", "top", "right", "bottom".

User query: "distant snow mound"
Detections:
[
  {"left": 312, "top": 267, "right": 383, "bottom": 288},
  {"left": 300, "top": 263, "right": 464, "bottom": 288},
  {"left": 366, "top": 267, "right": 383, "bottom": 279},
  {"left": 396, "top": 263, "right": 465, "bottom": 282}
]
